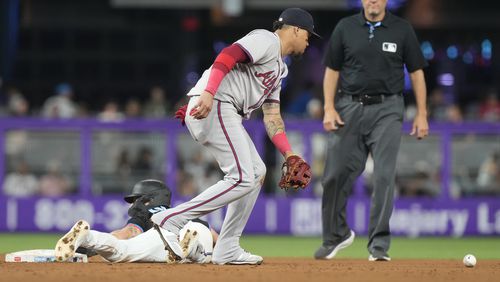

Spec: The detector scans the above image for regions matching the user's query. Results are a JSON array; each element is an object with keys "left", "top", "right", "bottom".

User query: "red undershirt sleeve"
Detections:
[{"left": 204, "top": 44, "right": 250, "bottom": 95}]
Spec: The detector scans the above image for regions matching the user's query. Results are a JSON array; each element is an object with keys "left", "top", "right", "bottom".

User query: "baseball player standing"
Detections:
[
  {"left": 315, "top": 0, "right": 428, "bottom": 261},
  {"left": 151, "top": 8, "right": 319, "bottom": 265}
]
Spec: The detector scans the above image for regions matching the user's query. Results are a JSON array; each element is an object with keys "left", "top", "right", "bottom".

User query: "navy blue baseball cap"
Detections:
[{"left": 277, "top": 8, "right": 321, "bottom": 38}]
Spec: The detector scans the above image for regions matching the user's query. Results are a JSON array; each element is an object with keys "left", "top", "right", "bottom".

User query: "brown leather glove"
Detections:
[{"left": 278, "top": 155, "right": 312, "bottom": 190}]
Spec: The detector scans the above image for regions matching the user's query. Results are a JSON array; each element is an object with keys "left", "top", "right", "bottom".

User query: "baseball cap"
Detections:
[{"left": 277, "top": 8, "right": 321, "bottom": 38}]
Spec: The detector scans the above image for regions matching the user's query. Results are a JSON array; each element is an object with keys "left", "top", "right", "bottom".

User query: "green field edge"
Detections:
[{"left": 1, "top": 234, "right": 499, "bottom": 259}]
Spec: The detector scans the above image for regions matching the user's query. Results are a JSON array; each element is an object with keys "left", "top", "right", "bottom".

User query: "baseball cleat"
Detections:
[
  {"left": 180, "top": 229, "right": 200, "bottom": 258},
  {"left": 153, "top": 224, "right": 184, "bottom": 263},
  {"left": 55, "top": 220, "right": 90, "bottom": 262},
  {"left": 217, "top": 251, "right": 263, "bottom": 265},
  {"left": 164, "top": 234, "right": 184, "bottom": 263},
  {"left": 314, "top": 230, "right": 355, "bottom": 260}
]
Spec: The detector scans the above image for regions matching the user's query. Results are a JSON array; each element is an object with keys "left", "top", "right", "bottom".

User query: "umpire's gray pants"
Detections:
[{"left": 321, "top": 93, "right": 404, "bottom": 255}]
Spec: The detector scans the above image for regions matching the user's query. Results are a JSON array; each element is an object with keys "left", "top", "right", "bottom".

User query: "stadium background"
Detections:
[{"left": 0, "top": 0, "right": 499, "bottom": 259}]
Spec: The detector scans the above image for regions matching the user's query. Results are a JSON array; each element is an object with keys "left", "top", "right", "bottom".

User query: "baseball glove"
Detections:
[
  {"left": 174, "top": 104, "right": 188, "bottom": 126},
  {"left": 278, "top": 155, "right": 312, "bottom": 190}
]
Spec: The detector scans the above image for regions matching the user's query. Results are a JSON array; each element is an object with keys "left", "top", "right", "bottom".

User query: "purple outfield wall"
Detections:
[{"left": 0, "top": 196, "right": 500, "bottom": 236}]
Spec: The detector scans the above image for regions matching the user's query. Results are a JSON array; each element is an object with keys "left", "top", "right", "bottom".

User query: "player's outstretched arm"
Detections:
[
  {"left": 263, "top": 101, "right": 312, "bottom": 189},
  {"left": 110, "top": 224, "right": 143, "bottom": 240}
]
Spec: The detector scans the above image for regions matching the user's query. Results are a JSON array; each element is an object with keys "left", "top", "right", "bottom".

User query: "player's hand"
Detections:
[
  {"left": 190, "top": 91, "right": 214, "bottom": 119},
  {"left": 410, "top": 114, "right": 429, "bottom": 140},
  {"left": 323, "top": 107, "right": 344, "bottom": 131}
]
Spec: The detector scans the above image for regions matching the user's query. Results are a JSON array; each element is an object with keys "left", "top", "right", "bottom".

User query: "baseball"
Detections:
[{"left": 463, "top": 254, "right": 476, "bottom": 267}]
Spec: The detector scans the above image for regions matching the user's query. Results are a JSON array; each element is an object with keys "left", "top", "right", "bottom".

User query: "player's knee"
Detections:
[
  {"left": 240, "top": 179, "right": 254, "bottom": 189},
  {"left": 234, "top": 163, "right": 265, "bottom": 189},
  {"left": 236, "top": 171, "right": 254, "bottom": 188},
  {"left": 321, "top": 172, "right": 338, "bottom": 188},
  {"left": 254, "top": 162, "right": 266, "bottom": 183},
  {"left": 323, "top": 161, "right": 359, "bottom": 185}
]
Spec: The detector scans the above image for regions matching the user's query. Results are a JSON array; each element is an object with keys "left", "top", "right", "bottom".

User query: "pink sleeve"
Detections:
[
  {"left": 271, "top": 132, "right": 292, "bottom": 156},
  {"left": 204, "top": 44, "right": 250, "bottom": 95}
]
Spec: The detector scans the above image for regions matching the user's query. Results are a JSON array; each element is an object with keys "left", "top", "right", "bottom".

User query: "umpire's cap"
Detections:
[
  {"left": 277, "top": 8, "right": 320, "bottom": 38},
  {"left": 124, "top": 179, "right": 172, "bottom": 206}
]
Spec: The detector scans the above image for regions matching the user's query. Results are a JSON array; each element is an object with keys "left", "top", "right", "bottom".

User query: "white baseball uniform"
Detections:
[
  {"left": 151, "top": 29, "right": 288, "bottom": 264},
  {"left": 76, "top": 221, "right": 213, "bottom": 263}
]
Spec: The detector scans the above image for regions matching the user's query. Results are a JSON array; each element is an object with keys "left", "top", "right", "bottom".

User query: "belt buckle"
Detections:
[
  {"left": 364, "top": 95, "right": 383, "bottom": 105},
  {"left": 358, "top": 94, "right": 369, "bottom": 105},
  {"left": 363, "top": 94, "right": 370, "bottom": 104}
]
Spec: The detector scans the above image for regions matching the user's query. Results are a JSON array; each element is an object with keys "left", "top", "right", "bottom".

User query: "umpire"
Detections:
[{"left": 315, "top": 0, "right": 429, "bottom": 261}]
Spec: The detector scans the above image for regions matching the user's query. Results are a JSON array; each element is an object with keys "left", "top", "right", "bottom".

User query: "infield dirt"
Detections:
[{"left": 1, "top": 256, "right": 499, "bottom": 282}]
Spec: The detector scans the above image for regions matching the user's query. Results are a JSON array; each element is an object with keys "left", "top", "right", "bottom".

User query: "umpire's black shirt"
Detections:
[{"left": 323, "top": 10, "right": 427, "bottom": 96}]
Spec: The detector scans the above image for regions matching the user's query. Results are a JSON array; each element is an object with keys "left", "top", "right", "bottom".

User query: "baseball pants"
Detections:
[
  {"left": 321, "top": 93, "right": 404, "bottom": 255},
  {"left": 151, "top": 96, "right": 266, "bottom": 264},
  {"left": 78, "top": 221, "right": 213, "bottom": 263}
]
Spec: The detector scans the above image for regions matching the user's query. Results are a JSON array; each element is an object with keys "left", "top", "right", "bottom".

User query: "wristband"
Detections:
[{"left": 271, "top": 132, "right": 292, "bottom": 156}]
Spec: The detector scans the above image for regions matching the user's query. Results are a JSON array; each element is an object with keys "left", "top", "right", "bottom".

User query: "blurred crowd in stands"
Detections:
[
  {"left": 408, "top": 86, "right": 500, "bottom": 123},
  {"left": 0, "top": 81, "right": 499, "bottom": 199},
  {"left": 0, "top": 83, "right": 174, "bottom": 121},
  {"left": 1, "top": 81, "right": 499, "bottom": 122},
  {"left": 4, "top": 159, "right": 72, "bottom": 197}
]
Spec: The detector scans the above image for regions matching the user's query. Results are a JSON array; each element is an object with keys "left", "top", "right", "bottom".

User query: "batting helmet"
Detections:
[{"left": 124, "top": 179, "right": 172, "bottom": 207}]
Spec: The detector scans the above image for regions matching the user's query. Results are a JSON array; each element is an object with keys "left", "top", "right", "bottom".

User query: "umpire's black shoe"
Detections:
[
  {"left": 314, "top": 230, "right": 355, "bottom": 260},
  {"left": 368, "top": 248, "right": 391, "bottom": 261}
]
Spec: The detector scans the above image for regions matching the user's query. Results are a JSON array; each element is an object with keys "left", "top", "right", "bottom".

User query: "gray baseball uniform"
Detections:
[
  {"left": 151, "top": 29, "right": 287, "bottom": 264},
  {"left": 188, "top": 29, "right": 286, "bottom": 118},
  {"left": 71, "top": 221, "right": 213, "bottom": 263}
]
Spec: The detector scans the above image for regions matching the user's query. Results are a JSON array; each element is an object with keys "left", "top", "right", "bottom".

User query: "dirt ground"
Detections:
[{"left": 1, "top": 255, "right": 499, "bottom": 282}]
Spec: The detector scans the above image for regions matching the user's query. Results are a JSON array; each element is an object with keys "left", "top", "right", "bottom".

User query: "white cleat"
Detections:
[
  {"left": 219, "top": 251, "right": 263, "bottom": 265},
  {"left": 55, "top": 220, "right": 90, "bottom": 262},
  {"left": 154, "top": 225, "right": 184, "bottom": 263},
  {"left": 180, "top": 229, "right": 200, "bottom": 259}
]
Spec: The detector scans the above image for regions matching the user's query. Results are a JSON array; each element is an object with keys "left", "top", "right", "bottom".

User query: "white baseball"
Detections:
[{"left": 463, "top": 254, "right": 476, "bottom": 267}]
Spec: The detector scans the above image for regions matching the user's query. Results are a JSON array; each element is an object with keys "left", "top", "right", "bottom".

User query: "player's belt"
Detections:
[{"left": 351, "top": 93, "right": 398, "bottom": 105}]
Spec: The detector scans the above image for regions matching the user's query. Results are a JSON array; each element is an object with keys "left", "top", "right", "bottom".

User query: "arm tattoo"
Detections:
[
  {"left": 262, "top": 102, "right": 285, "bottom": 138},
  {"left": 112, "top": 224, "right": 142, "bottom": 239},
  {"left": 264, "top": 118, "right": 285, "bottom": 138},
  {"left": 126, "top": 225, "right": 142, "bottom": 238}
]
